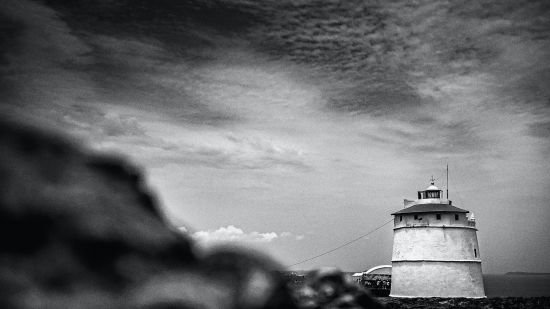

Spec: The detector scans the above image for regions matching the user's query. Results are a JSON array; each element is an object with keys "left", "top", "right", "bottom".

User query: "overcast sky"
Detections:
[{"left": 1, "top": 0, "right": 549, "bottom": 274}]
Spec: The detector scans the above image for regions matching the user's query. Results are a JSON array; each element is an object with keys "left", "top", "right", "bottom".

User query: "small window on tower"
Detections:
[
  {"left": 414, "top": 214, "right": 418, "bottom": 220},
  {"left": 400, "top": 215, "right": 403, "bottom": 222},
  {"left": 455, "top": 214, "right": 459, "bottom": 220},
  {"left": 474, "top": 249, "right": 477, "bottom": 258},
  {"left": 436, "top": 214, "right": 441, "bottom": 220}
]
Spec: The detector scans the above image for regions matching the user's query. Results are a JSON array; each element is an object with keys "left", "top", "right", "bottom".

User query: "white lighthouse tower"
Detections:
[{"left": 389, "top": 178, "right": 485, "bottom": 298}]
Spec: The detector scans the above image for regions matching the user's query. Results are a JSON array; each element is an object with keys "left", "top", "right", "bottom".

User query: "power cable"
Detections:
[{"left": 287, "top": 218, "right": 394, "bottom": 268}]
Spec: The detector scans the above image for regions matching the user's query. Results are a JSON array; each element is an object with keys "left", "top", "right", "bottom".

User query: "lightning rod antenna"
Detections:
[{"left": 446, "top": 164, "right": 449, "bottom": 200}]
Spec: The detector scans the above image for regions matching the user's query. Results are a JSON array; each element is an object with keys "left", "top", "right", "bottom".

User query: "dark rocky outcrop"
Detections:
[
  {"left": 379, "top": 297, "right": 550, "bottom": 309},
  {"left": 0, "top": 117, "right": 382, "bottom": 309}
]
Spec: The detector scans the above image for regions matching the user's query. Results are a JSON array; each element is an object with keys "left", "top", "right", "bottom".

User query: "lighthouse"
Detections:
[{"left": 389, "top": 178, "right": 485, "bottom": 298}]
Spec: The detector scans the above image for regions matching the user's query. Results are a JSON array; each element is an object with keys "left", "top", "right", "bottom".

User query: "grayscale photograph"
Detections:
[{"left": 1, "top": 0, "right": 549, "bottom": 308}]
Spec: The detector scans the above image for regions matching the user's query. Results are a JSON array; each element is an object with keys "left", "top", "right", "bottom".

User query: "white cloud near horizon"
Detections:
[{"left": 188, "top": 225, "right": 304, "bottom": 246}]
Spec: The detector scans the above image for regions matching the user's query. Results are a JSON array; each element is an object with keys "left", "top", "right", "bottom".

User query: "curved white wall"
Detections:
[
  {"left": 390, "top": 213, "right": 485, "bottom": 298},
  {"left": 392, "top": 226, "right": 480, "bottom": 261},
  {"left": 390, "top": 261, "right": 485, "bottom": 298}
]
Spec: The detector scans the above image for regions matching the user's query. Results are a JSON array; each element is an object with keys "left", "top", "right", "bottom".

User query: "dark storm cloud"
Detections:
[
  {"left": 0, "top": 12, "right": 24, "bottom": 99},
  {"left": 323, "top": 79, "right": 425, "bottom": 116},
  {"left": 240, "top": 0, "right": 550, "bottom": 114},
  {"left": 41, "top": 0, "right": 264, "bottom": 52},
  {"left": 0, "top": 0, "right": 241, "bottom": 127},
  {"left": 362, "top": 117, "right": 482, "bottom": 157},
  {"left": 0, "top": 1, "right": 427, "bottom": 115},
  {"left": 0, "top": 11, "right": 23, "bottom": 64},
  {"left": 528, "top": 120, "right": 550, "bottom": 138},
  {"left": 246, "top": 0, "right": 417, "bottom": 114},
  {"left": 2, "top": 0, "right": 549, "bottom": 160},
  {"left": 4, "top": 0, "right": 549, "bottom": 115},
  {"left": 0, "top": 0, "right": 95, "bottom": 114}
]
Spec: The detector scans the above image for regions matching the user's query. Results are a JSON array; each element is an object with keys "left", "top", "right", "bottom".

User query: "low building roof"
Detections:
[
  {"left": 365, "top": 265, "right": 392, "bottom": 275},
  {"left": 391, "top": 203, "right": 468, "bottom": 215}
]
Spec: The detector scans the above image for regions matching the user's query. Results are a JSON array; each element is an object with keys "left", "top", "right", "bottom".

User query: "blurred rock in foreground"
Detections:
[
  {"left": 0, "top": 117, "right": 289, "bottom": 308},
  {"left": 293, "top": 267, "right": 383, "bottom": 309},
  {"left": 0, "top": 117, "right": 382, "bottom": 308}
]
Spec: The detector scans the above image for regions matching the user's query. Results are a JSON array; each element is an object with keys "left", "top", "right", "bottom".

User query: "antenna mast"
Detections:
[{"left": 446, "top": 164, "right": 449, "bottom": 199}]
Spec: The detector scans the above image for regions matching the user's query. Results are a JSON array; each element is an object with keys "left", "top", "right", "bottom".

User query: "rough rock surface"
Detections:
[
  {"left": 379, "top": 297, "right": 550, "bottom": 309},
  {"left": 0, "top": 117, "right": 382, "bottom": 308}
]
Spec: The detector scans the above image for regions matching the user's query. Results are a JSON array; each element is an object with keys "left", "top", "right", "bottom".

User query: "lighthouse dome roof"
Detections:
[{"left": 426, "top": 184, "right": 439, "bottom": 191}]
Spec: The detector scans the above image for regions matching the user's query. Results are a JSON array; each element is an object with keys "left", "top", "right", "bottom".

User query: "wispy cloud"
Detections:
[{"left": 93, "top": 130, "right": 310, "bottom": 171}]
